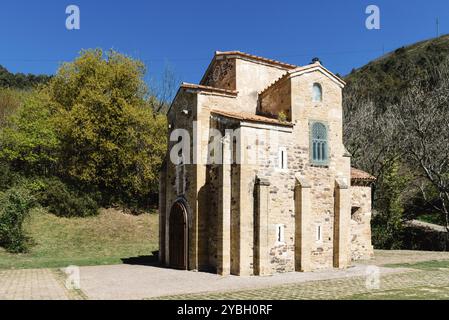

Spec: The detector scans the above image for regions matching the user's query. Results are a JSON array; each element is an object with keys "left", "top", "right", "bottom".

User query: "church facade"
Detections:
[{"left": 159, "top": 51, "right": 375, "bottom": 276}]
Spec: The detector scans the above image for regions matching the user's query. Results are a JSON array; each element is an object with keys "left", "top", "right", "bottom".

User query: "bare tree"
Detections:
[
  {"left": 149, "top": 62, "right": 180, "bottom": 113},
  {"left": 343, "top": 84, "right": 398, "bottom": 180},
  {"left": 391, "top": 61, "right": 449, "bottom": 232}
]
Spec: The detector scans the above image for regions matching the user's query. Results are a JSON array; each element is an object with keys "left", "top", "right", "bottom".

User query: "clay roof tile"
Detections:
[
  {"left": 351, "top": 168, "right": 376, "bottom": 182},
  {"left": 211, "top": 109, "right": 293, "bottom": 127}
]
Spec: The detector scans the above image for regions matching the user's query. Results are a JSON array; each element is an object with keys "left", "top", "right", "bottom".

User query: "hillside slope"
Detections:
[
  {"left": 344, "top": 34, "right": 449, "bottom": 110},
  {"left": 0, "top": 208, "right": 158, "bottom": 269}
]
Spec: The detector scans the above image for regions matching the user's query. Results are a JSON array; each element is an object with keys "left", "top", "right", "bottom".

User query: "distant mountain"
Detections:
[
  {"left": 0, "top": 65, "right": 51, "bottom": 90},
  {"left": 344, "top": 34, "right": 449, "bottom": 110}
]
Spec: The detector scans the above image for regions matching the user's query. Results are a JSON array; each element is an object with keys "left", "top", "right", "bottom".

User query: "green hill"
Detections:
[
  {"left": 344, "top": 34, "right": 449, "bottom": 110},
  {"left": 0, "top": 65, "right": 51, "bottom": 89}
]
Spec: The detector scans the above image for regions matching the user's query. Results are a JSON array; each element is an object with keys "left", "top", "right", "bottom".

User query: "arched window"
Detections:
[
  {"left": 311, "top": 122, "right": 329, "bottom": 165},
  {"left": 312, "top": 83, "right": 323, "bottom": 102}
]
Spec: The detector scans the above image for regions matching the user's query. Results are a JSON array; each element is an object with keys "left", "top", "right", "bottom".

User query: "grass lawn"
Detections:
[
  {"left": 384, "top": 259, "right": 449, "bottom": 271},
  {"left": 0, "top": 207, "right": 159, "bottom": 270},
  {"left": 346, "top": 260, "right": 449, "bottom": 300}
]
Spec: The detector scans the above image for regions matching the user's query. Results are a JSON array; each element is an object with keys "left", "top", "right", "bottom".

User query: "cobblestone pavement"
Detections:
[
  {"left": 78, "top": 264, "right": 405, "bottom": 300},
  {"left": 154, "top": 269, "right": 449, "bottom": 300},
  {"left": 1, "top": 250, "right": 449, "bottom": 300},
  {"left": 0, "top": 268, "right": 83, "bottom": 300}
]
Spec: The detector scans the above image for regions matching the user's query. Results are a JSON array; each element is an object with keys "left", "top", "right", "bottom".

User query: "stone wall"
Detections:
[
  {"left": 259, "top": 76, "right": 291, "bottom": 120},
  {"left": 164, "top": 90, "right": 199, "bottom": 269},
  {"left": 350, "top": 185, "right": 374, "bottom": 260},
  {"left": 290, "top": 70, "right": 350, "bottom": 270},
  {"left": 235, "top": 59, "right": 287, "bottom": 114},
  {"left": 237, "top": 124, "right": 297, "bottom": 274}
]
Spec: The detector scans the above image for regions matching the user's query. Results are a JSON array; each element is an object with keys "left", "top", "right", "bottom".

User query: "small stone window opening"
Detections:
[
  {"left": 351, "top": 207, "right": 362, "bottom": 223},
  {"left": 316, "top": 225, "right": 323, "bottom": 243},
  {"left": 312, "top": 83, "right": 323, "bottom": 102},
  {"left": 278, "top": 147, "right": 288, "bottom": 170},
  {"left": 276, "top": 224, "right": 285, "bottom": 244}
]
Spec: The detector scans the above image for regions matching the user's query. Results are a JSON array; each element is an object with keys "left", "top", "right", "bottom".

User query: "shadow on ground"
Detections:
[{"left": 121, "top": 251, "right": 159, "bottom": 266}]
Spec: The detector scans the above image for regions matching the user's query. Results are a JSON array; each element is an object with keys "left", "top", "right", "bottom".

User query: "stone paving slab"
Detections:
[
  {"left": 155, "top": 269, "right": 449, "bottom": 300},
  {"left": 78, "top": 264, "right": 406, "bottom": 300},
  {"left": 0, "top": 250, "right": 448, "bottom": 300},
  {"left": 0, "top": 269, "right": 71, "bottom": 300}
]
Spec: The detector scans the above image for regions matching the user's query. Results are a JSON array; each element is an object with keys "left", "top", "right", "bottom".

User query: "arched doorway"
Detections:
[{"left": 169, "top": 201, "right": 188, "bottom": 270}]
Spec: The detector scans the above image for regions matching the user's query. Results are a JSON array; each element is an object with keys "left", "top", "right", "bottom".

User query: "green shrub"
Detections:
[
  {"left": 0, "top": 186, "right": 35, "bottom": 253},
  {"left": 0, "top": 162, "right": 22, "bottom": 192},
  {"left": 39, "top": 178, "right": 99, "bottom": 217},
  {"left": 278, "top": 111, "right": 288, "bottom": 122},
  {"left": 371, "top": 160, "right": 408, "bottom": 249}
]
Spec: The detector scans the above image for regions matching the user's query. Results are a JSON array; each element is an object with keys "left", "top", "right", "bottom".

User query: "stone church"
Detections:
[{"left": 159, "top": 51, "right": 375, "bottom": 276}]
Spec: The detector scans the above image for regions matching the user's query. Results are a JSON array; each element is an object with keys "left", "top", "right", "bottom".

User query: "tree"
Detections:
[
  {"left": 391, "top": 61, "right": 449, "bottom": 232},
  {"left": 0, "top": 90, "right": 60, "bottom": 175},
  {"left": 0, "top": 65, "right": 51, "bottom": 90},
  {"left": 0, "top": 89, "right": 22, "bottom": 127},
  {"left": 149, "top": 62, "right": 180, "bottom": 113},
  {"left": 47, "top": 49, "right": 167, "bottom": 206},
  {"left": 343, "top": 91, "right": 397, "bottom": 181},
  {"left": 371, "top": 160, "right": 409, "bottom": 249}
]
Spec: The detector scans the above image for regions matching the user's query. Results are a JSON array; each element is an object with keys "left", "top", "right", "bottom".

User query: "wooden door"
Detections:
[{"left": 169, "top": 202, "right": 187, "bottom": 270}]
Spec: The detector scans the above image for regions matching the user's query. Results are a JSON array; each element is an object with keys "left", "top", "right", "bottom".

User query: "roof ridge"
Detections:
[
  {"left": 259, "top": 62, "right": 324, "bottom": 95},
  {"left": 259, "top": 62, "right": 346, "bottom": 95},
  {"left": 215, "top": 51, "right": 298, "bottom": 69},
  {"left": 181, "top": 82, "right": 238, "bottom": 95},
  {"left": 259, "top": 72, "right": 290, "bottom": 96},
  {"left": 211, "top": 109, "right": 293, "bottom": 127}
]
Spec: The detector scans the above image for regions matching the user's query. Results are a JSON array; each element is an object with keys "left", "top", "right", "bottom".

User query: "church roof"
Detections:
[
  {"left": 180, "top": 83, "right": 238, "bottom": 96},
  {"left": 200, "top": 50, "right": 297, "bottom": 85},
  {"left": 351, "top": 168, "right": 376, "bottom": 183},
  {"left": 259, "top": 61, "right": 346, "bottom": 96},
  {"left": 211, "top": 109, "right": 294, "bottom": 127},
  {"left": 214, "top": 51, "right": 298, "bottom": 69}
]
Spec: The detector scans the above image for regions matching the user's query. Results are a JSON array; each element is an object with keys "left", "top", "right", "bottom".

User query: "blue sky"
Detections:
[{"left": 0, "top": 0, "right": 448, "bottom": 85}]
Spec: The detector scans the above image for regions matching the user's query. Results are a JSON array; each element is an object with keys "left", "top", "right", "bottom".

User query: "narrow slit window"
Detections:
[
  {"left": 316, "top": 225, "right": 322, "bottom": 242},
  {"left": 276, "top": 224, "right": 285, "bottom": 243},
  {"left": 278, "top": 147, "right": 288, "bottom": 170}
]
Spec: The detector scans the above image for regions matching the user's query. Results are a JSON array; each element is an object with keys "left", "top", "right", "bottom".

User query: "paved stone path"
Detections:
[
  {"left": 0, "top": 250, "right": 448, "bottom": 300},
  {"left": 155, "top": 269, "right": 449, "bottom": 300},
  {"left": 78, "top": 264, "right": 405, "bottom": 300},
  {"left": 0, "top": 269, "right": 81, "bottom": 300}
]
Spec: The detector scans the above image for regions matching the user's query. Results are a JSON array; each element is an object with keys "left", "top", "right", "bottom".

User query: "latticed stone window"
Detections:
[{"left": 310, "top": 122, "right": 329, "bottom": 165}]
